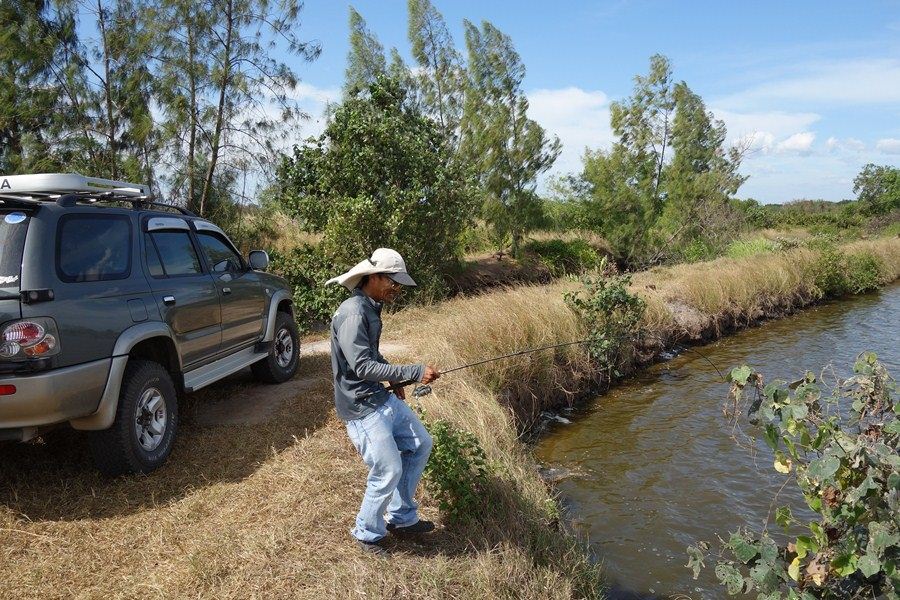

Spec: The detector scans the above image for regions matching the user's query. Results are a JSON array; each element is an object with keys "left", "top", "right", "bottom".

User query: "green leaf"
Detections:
[
  {"left": 858, "top": 553, "right": 882, "bottom": 578},
  {"left": 775, "top": 506, "right": 793, "bottom": 531},
  {"left": 730, "top": 365, "right": 753, "bottom": 385},
  {"left": 715, "top": 562, "right": 745, "bottom": 595},
  {"left": 831, "top": 553, "right": 858, "bottom": 577},
  {"left": 728, "top": 533, "right": 760, "bottom": 564},
  {"left": 807, "top": 455, "right": 840, "bottom": 482},
  {"left": 763, "top": 424, "right": 779, "bottom": 451},
  {"left": 885, "top": 420, "right": 900, "bottom": 435}
]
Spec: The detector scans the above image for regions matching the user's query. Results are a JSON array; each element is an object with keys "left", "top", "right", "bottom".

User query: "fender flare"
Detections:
[
  {"left": 70, "top": 322, "right": 179, "bottom": 431},
  {"left": 263, "top": 290, "right": 293, "bottom": 342}
]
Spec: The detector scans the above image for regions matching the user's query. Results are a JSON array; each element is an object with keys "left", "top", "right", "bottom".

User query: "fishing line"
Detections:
[{"left": 378, "top": 332, "right": 727, "bottom": 398}]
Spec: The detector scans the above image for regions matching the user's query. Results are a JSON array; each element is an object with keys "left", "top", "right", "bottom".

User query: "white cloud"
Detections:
[
  {"left": 876, "top": 138, "right": 900, "bottom": 154},
  {"left": 290, "top": 81, "right": 341, "bottom": 105},
  {"left": 826, "top": 136, "right": 865, "bottom": 153},
  {"left": 711, "top": 108, "right": 820, "bottom": 154},
  {"left": 718, "top": 58, "right": 900, "bottom": 109},
  {"left": 776, "top": 132, "right": 816, "bottom": 154},
  {"left": 527, "top": 87, "right": 614, "bottom": 178}
]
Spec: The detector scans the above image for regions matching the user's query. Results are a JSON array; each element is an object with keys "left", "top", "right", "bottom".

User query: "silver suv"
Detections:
[{"left": 0, "top": 173, "right": 300, "bottom": 475}]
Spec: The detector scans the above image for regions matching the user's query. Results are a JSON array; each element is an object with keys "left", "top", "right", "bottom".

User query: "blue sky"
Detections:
[{"left": 285, "top": 0, "right": 900, "bottom": 204}]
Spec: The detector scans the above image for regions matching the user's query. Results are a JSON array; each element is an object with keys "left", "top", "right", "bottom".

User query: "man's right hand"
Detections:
[{"left": 421, "top": 365, "right": 441, "bottom": 385}]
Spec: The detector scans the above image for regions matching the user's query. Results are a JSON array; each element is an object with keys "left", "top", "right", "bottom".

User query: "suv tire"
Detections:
[
  {"left": 251, "top": 311, "right": 299, "bottom": 384},
  {"left": 88, "top": 360, "right": 178, "bottom": 476}
]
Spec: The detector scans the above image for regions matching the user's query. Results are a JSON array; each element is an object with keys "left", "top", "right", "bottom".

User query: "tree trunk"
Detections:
[
  {"left": 187, "top": 22, "right": 197, "bottom": 210},
  {"left": 199, "top": 0, "right": 233, "bottom": 217},
  {"left": 97, "top": 0, "right": 118, "bottom": 179}
]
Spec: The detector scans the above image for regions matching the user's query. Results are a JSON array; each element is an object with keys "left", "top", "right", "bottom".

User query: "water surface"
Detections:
[{"left": 535, "top": 283, "right": 900, "bottom": 599}]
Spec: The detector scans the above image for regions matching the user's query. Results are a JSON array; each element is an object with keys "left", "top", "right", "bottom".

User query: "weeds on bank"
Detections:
[
  {"left": 688, "top": 353, "right": 900, "bottom": 599},
  {"left": 417, "top": 407, "right": 490, "bottom": 522},
  {"left": 810, "top": 244, "right": 884, "bottom": 297},
  {"left": 564, "top": 260, "right": 646, "bottom": 378}
]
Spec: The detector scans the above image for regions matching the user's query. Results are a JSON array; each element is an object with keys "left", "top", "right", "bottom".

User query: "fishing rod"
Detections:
[{"left": 376, "top": 332, "right": 726, "bottom": 399}]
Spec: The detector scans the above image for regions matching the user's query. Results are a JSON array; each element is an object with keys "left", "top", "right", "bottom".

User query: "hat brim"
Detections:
[{"left": 387, "top": 272, "right": 417, "bottom": 287}]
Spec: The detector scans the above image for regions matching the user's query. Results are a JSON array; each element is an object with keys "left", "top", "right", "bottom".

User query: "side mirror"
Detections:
[{"left": 248, "top": 250, "right": 269, "bottom": 271}]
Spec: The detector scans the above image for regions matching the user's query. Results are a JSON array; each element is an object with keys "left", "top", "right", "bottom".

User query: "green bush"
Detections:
[
  {"left": 809, "top": 245, "right": 884, "bottom": 298},
  {"left": 277, "top": 75, "right": 476, "bottom": 302},
  {"left": 845, "top": 252, "right": 883, "bottom": 294},
  {"left": 680, "top": 238, "right": 716, "bottom": 263},
  {"left": 269, "top": 245, "right": 347, "bottom": 327},
  {"left": 418, "top": 408, "right": 489, "bottom": 522},
  {"left": 524, "top": 238, "right": 602, "bottom": 276},
  {"left": 689, "top": 353, "right": 900, "bottom": 599},
  {"left": 564, "top": 262, "right": 646, "bottom": 377}
]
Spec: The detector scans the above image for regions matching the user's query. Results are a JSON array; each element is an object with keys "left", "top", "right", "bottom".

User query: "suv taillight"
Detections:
[{"left": 0, "top": 318, "right": 61, "bottom": 360}]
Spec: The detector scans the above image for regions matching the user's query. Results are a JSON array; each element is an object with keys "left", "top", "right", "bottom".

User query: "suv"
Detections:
[{"left": 0, "top": 173, "right": 300, "bottom": 475}]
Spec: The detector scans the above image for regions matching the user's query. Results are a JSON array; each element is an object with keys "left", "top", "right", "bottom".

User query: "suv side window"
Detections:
[
  {"left": 147, "top": 231, "right": 202, "bottom": 276},
  {"left": 196, "top": 232, "right": 243, "bottom": 274},
  {"left": 57, "top": 214, "right": 131, "bottom": 282}
]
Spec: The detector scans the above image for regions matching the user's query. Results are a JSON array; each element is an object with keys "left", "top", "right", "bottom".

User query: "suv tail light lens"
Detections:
[{"left": 0, "top": 318, "right": 61, "bottom": 360}]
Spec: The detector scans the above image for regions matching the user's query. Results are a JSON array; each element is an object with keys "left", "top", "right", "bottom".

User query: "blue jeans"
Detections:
[{"left": 345, "top": 394, "right": 433, "bottom": 542}]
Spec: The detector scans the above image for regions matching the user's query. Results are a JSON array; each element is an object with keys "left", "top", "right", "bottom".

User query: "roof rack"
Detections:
[{"left": 0, "top": 173, "right": 195, "bottom": 216}]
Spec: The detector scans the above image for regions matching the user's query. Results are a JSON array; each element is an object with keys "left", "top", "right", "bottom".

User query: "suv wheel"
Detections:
[
  {"left": 251, "top": 311, "right": 300, "bottom": 384},
  {"left": 89, "top": 360, "right": 178, "bottom": 476}
]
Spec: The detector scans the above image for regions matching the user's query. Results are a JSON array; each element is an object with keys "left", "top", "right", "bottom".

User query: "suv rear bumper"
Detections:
[{"left": 0, "top": 358, "right": 110, "bottom": 429}]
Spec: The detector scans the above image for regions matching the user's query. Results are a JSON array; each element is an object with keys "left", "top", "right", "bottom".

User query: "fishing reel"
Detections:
[{"left": 412, "top": 384, "right": 432, "bottom": 398}]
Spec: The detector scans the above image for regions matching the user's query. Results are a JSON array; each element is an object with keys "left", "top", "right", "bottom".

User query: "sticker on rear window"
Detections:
[
  {"left": 0, "top": 275, "right": 18, "bottom": 285},
  {"left": 4, "top": 212, "right": 26, "bottom": 224}
]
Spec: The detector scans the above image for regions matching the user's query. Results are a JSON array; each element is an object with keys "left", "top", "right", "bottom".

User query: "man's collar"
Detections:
[{"left": 352, "top": 287, "right": 382, "bottom": 311}]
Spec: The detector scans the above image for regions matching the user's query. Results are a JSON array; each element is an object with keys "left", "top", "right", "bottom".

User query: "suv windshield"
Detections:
[{"left": 0, "top": 210, "right": 30, "bottom": 297}]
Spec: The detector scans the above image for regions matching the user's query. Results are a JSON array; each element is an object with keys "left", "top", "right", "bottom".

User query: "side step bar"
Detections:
[{"left": 183, "top": 346, "right": 267, "bottom": 392}]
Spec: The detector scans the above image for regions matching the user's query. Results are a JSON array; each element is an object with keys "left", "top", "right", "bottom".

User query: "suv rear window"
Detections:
[
  {"left": 0, "top": 211, "right": 30, "bottom": 292},
  {"left": 57, "top": 214, "right": 132, "bottom": 282}
]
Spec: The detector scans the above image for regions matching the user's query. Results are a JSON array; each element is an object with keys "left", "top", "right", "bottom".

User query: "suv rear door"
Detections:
[
  {"left": 143, "top": 216, "right": 221, "bottom": 367},
  {"left": 193, "top": 225, "right": 264, "bottom": 352}
]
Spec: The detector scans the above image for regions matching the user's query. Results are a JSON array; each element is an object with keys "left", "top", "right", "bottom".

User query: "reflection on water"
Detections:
[{"left": 535, "top": 283, "right": 900, "bottom": 599}]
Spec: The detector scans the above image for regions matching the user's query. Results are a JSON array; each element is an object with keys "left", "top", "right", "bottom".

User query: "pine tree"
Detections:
[
  {"left": 407, "top": 0, "right": 463, "bottom": 136},
  {"left": 460, "top": 20, "right": 560, "bottom": 257},
  {"left": 344, "top": 7, "right": 386, "bottom": 97}
]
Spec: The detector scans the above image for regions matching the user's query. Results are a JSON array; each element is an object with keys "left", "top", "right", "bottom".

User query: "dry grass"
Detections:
[
  {"left": 2, "top": 237, "right": 898, "bottom": 599},
  {"left": 527, "top": 230, "right": 614, "bottom": 257}
]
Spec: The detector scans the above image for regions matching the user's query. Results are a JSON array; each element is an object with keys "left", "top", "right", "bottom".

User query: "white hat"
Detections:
[{"left": 326, "top": 248, "right": 418, "bottom": 291}]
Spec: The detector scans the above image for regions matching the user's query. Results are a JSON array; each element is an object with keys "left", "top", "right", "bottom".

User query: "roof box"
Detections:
[{"left": 0, "top": 173, "right": 148, "bottom": 202}]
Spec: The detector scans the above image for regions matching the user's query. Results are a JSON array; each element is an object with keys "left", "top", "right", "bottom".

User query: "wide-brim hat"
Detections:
[{"left": 326, "top": 248, "right": 418, "bottom": 291}]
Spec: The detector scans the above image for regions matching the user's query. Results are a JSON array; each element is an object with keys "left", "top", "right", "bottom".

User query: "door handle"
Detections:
[
  {"left": 163, "top": 295, "right": 176, "bottom": 305},
  {"left": 222, "top": 287, "right": 232, "bottom": 295}
]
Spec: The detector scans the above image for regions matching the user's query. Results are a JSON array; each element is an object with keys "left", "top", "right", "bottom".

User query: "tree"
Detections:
[
  {"left": 853, "top": 164, "right": 900, "bottom": 215},
  {"left": 0, "top": 0, "right": 69, "bottom": 173},
  {"left": 460, "top": 20, "right": 560, "bottom": 257},
  {"left": 278, "top": 76, "right": 476, "bottom": 296},
  {"left": 407, "top": 0, "right": 464, "bottom": 136},
  {"left": 657, "top": 82, "right": 746, "bottom": 253},
  {"left": 344, "top": 7, "right": 386, "bottom": 97},
  {"left": 579, "top": 55, "right": 746, "bottom": 265}
]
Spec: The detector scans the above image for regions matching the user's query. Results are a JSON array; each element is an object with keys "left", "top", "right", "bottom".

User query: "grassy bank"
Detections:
[{"left": 1, "top": 238, "right": 898, "bottom": 599}]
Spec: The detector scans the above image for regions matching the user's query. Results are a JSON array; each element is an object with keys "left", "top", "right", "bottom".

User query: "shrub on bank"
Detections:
[
  {"left": 810, "top": 245, "right": 885, "bottom": 298},
  {"left": 524, "top": 238, "right": 604, "bottom": 276},
  {"left": 269, "top": 245, "right": 346, "bottom": 327}
]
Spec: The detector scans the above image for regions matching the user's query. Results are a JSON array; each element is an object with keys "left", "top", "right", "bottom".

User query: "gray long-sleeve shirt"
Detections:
[{"left": 330, "top": 289, "right": 425, "bottom": 421}]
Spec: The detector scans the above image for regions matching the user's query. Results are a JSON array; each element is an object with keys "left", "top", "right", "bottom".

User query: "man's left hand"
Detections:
[{"left": 394, "top": 385, "right": 407, "bottom": 400}]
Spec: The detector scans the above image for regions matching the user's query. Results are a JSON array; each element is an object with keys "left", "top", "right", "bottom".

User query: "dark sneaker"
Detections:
[
  {"left": 355, "top": 538, "right": 389, "bottom": 556},
  {"left": 386, "top": 520, "right": 435, "bottom": 535}
]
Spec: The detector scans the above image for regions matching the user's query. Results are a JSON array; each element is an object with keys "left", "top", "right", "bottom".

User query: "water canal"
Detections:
[{"left": 535, "top": 283, "right": 900, "bottom": 599}]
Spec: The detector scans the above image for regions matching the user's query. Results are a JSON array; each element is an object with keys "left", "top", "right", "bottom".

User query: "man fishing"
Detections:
[{"left": 326, "top": 248, "right": 441, "bottom": 556}]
